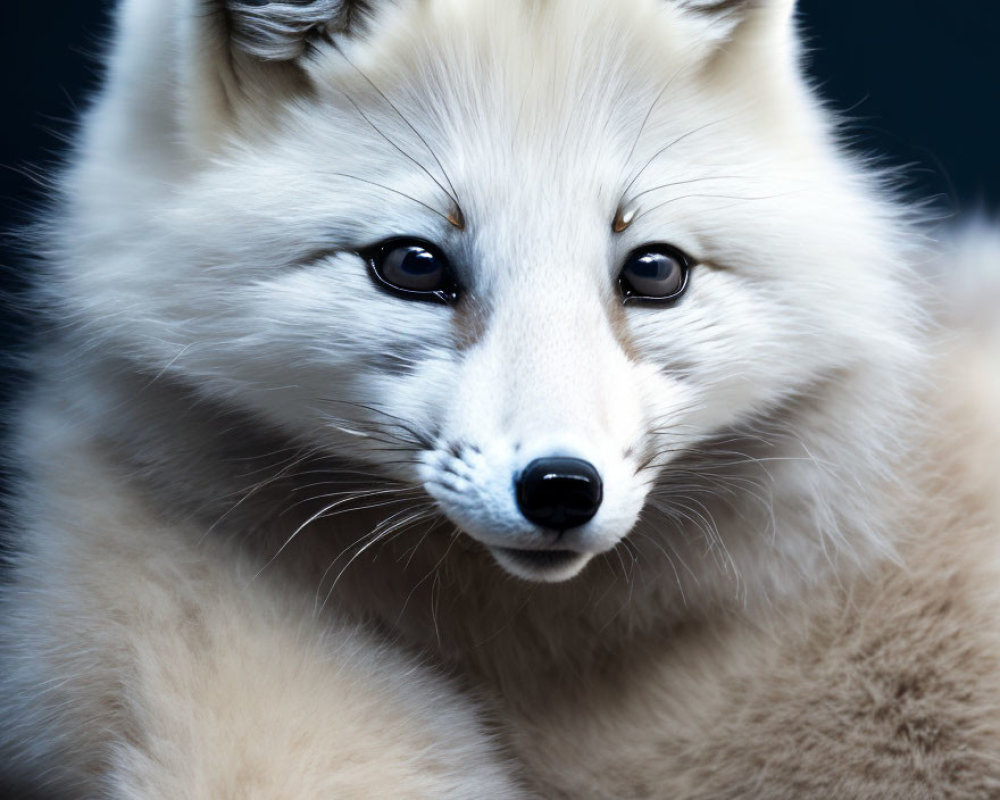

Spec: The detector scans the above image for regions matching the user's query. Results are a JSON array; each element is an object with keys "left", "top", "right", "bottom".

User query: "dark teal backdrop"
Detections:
[{"left": 1, "top": 1, "right": 998, "bottom": 365}]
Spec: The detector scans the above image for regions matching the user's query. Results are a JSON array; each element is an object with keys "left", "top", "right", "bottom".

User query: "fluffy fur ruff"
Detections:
[{"left": 2, "top": 0, "right": 999, "bottom": 796}]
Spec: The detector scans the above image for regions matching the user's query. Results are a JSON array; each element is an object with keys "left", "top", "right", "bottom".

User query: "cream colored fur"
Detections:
[
  {"left": 2, "top": 0, "right": 1000, "bottom": 797},
  {"left": 2, "top": 391, "right": 523, "bottom": 798}
]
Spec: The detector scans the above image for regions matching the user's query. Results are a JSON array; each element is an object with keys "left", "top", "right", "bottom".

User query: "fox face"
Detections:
[{"left": 59, "top": 0, "right": 920, "bottom": 586}]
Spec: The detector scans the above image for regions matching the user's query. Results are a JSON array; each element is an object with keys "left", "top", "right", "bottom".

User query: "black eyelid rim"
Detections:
[
  {"left": 358, "top": 237, "right": 460, "bottom": 305},
  {"left": 619, "top": 243, "right": 695, "bottom": 305}
]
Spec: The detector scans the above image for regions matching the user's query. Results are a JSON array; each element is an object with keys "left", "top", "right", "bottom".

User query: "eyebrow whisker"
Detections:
[
  {"left": 328, "top": 172, "right": 459, "bottom": 227},
  {"left": 619, "top": 116, "right": 735, "bottom": 207},
  {"left": 334, "top": 47, "right": 466, "bottom": 229}
]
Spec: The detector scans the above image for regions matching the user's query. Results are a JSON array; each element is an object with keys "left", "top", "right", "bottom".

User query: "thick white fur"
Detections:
[
  {"left": 2, "top": 0, "right": 999, "bottom": 796},
  {"left": 3, "top": 404, "right": 521, "bottom": 797}
]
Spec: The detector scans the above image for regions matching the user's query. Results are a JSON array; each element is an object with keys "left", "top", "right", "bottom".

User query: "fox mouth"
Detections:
[
  {"left": 490, "top": 547, "right": 591, "bottom": 582},
  {"left": 496, "top": 547, "right": 579, "bottom": 567}
]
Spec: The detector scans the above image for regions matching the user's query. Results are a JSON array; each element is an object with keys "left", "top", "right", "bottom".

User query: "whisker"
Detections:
[
  {"left": 280, "top": 484, "right": 424, "bottom": 515},
  {"left": 631, "top": 192, "right": 785, "bottom": 224},
  {"left": 201, "top": 446, "right": 325, "bottom": 542},
  {"left": 328, "top": 172, "right": 457, "bottom": 227},
  {"left": 257, "top": 488, "right": 419, "bottom": 577},
  {"left": 316, "top": 505, "right": 437, "bottom": 614},
  {"left": 333, "top": 47, "right": 465, "bottom": 226},
  {"left": 318, "top": 398, "right": 436, "bottom": 449},
  {"left": 620, "top": 116, "right": 734, "bottom": 205},
  {"left": 625, "top": 175, "right": 745, "bottom": 205}
]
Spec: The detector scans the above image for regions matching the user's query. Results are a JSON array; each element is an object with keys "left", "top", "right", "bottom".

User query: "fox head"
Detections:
[{"left": 56, "top": 0, "right": 922, "bottom": 590}]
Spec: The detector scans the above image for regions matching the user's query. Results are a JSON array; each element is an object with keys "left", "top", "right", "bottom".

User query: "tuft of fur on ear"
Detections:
[
  {"left": 668, "top": 0, "right": 756, "bottom": 40},
  {"left": 169, "top": 0, "right": 378, "bottom": 150},
  {"left": 226, "top": 0, "right": 374, "bottom": 61},
  {"left": 668, "top": 0, "right": 801, "bottom": 98},
  {"left": 662, "top": 0, "right": 809, "bottom": 134},
  {"left": 670, "top": 0, "right": 796, "bottom": 49},
  {"left": 674, "top": 0, "right": 754, "bottom": 16}
]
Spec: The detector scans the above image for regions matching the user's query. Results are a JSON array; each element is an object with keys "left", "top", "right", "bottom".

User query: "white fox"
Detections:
[{"left": 3, "top": 0, "right": 1000, "bottom": 796}]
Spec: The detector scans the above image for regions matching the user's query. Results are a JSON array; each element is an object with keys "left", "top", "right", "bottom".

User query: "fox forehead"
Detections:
[
  {"left": 302, "top": 0, "right": 714, "bottom": 162},
  {"left": 264, "top": 0, "right": 755, "bottom": 269}
]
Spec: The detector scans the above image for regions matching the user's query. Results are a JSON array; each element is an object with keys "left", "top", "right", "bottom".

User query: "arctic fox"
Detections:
[{"left": 3, "top": 0, "right": 1000, "bottom": 796}]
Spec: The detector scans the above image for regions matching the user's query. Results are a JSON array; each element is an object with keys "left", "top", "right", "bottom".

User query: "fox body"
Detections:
[{"left": 3, "top": 0, "right": 1000, "bottom": 797}]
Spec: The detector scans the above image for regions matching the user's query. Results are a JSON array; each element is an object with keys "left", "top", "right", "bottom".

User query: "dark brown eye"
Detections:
[
  {"left": 363, "top": 238, "right": 458, "bottom": 304},
  {"left": 619, "top": 244, "right": 692, "bottom": 303}
]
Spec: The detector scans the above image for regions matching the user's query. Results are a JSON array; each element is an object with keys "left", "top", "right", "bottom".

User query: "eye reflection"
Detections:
[
  {"left": 619, "top": 244, "right": 692, "bottom": 302},
  {"left": 362, "top": 238, "right": 459, "bottom": 304}
]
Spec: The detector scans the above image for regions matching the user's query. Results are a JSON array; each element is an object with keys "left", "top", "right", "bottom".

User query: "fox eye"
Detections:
[
  {"left": 362, "top": 238, "right": 459, "bottom": 304},
  {"left": 618, "top": 244, "right": 692, "bottom": 303}
]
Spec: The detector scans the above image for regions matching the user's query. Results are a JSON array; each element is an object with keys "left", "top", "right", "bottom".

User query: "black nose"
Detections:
[{"left": 515, "top": 458, "right": 604, "bottom": 530}]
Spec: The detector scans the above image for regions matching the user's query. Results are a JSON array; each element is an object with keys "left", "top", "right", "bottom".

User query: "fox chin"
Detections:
[{"left": 2, "top": 0, "right": 1000, "bottom": 797}]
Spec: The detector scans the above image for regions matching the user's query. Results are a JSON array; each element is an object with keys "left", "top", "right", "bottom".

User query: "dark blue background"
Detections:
[{"left": 1, "top": 1, "right": 998, "bottom": 364}]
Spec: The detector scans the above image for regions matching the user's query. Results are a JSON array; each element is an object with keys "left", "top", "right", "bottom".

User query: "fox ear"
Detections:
[
  {"left": 174, "top": 1, "right": 376, "bottom": 150},
  {"left": 670, "top": 0, "right": 802, "bottom": 95},
  {"left": 224, "top": 0, "right": 373, "bottom": 61},
  {"left": 670, "top": 0, "right": 798, "bottom": 57}
]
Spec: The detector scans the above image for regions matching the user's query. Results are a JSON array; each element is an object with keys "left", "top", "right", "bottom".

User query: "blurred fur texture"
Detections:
[{"left": 2, "top": 0, "right": 1000, "bottom": 796}]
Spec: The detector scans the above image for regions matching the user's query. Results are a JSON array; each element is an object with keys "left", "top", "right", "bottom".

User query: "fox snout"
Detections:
[
  {"left": 415, "top": 246, "right": 651, "bottom": 580},
  {"left": 420, "top": 365, "right": 648, "bottom": 582},
  {"left": 422, "top": 440, "right": 624, "bottom": 582}
]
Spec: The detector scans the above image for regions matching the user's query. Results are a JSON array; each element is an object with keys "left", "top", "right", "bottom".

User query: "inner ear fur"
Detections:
[
  {"left": 674, "top": 0, "right": 801, "bottom": 91},
  {"left": 179, "top": 0, "right": 369, "bottom": 149},
  {"left": 225, "top": 0, "right": 373, "bottom": 61},
  {"left": 670, "top": 0, "right": 797, "bottom": 50}
]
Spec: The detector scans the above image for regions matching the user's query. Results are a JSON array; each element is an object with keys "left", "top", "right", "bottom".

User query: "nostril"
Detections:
[{"left": 515, "top": 457, "right": 604, "bottom": 531}]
